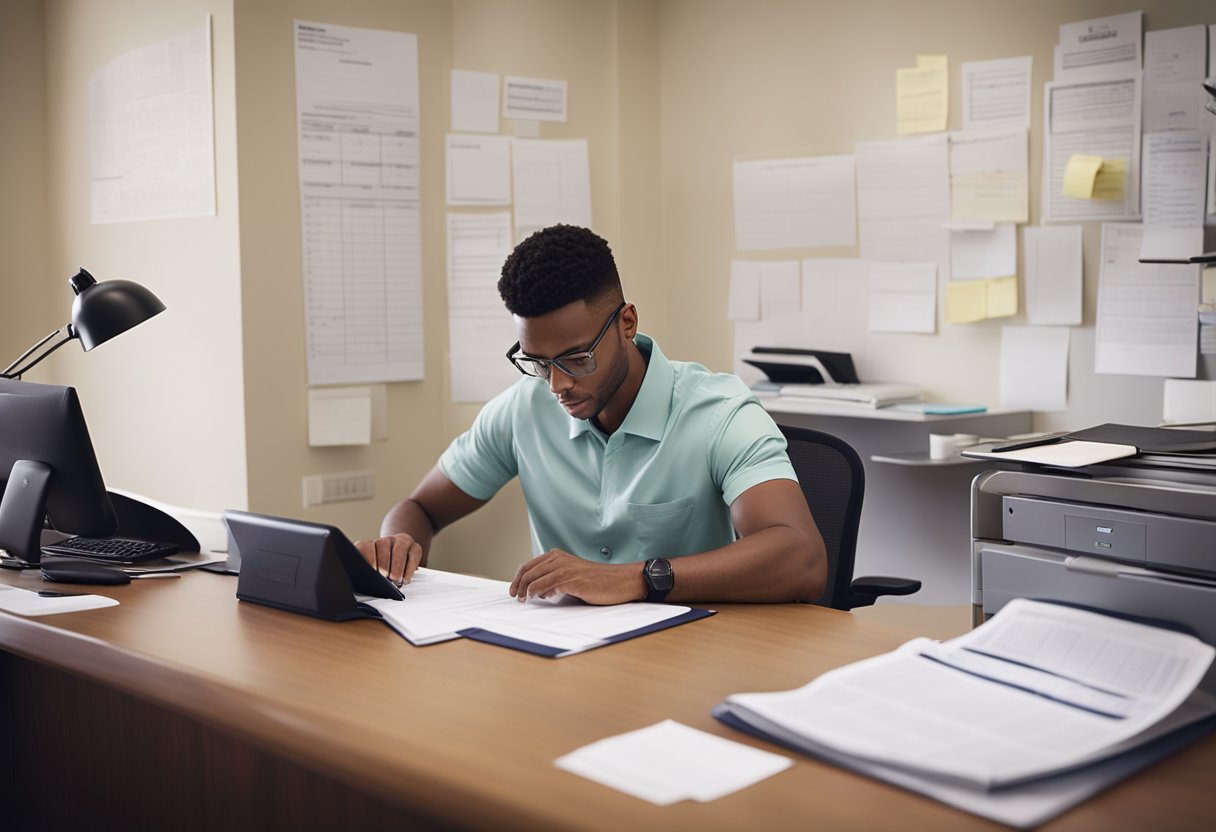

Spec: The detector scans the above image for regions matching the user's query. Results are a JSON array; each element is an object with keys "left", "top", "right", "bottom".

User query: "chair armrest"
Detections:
[{"left": 847, "top": 575, "right": 922, "bottom": 609}]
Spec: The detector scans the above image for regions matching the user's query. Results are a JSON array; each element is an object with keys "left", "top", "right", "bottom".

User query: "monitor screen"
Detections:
[{"left": 0, "top": 379, "right": 117, "bottom": 564}]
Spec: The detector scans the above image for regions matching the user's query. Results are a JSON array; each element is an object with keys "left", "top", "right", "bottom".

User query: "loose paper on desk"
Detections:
[
  {"left": 555, "top": 720, "right": 791, "bottom": 806},
  {"left": 89, "top": 19, "right": 215, "bottom": 223},
  {"left": 447, "top": 212, "right": 518, "bottom": 402},
  {"left": 1000, "top": 325, "right": 1069, "bottom": 412},
  {"left": 855, "top": 135, "right": 951, "bottom": 275},
  {"left": 732, "top": 155, "right": 857, "bottom": 250},
  {"left": 445, "top": 134, "right": 511, "bottom": 206},
  {"left": 295, "top": 21, "right": 424, "bottom": 385},
  {"left": 451, "top": 69, "right": 500, "bottom": 133},
  {"left": 1096, "top": 223, "right": 1198, "bottom": 378},
  {"left": 1144, "top": 26, "right": 1208, "bottom": 133},
  {"left": 1024, "top": 226, "right": 1083, "bottom": 325},
  {"left": 948, "top": 128, "right": 1029, "bottom": 223},
  {"left": 1055, "top": 12, "right": 1142, "bottom": 78},
  {"left": 722, "top": 598, "right": 1213, "bottom": 787},
  {"left": 1043, "top": 74, "right": 1141, "bottom": 222},
  {"left": 502, "top": 75, "right": 567, "bottom": 122},
  {"left": 869, "top": 262, "right": 936, "bottom": 334},
  {"left": 896, "top": 55, "right": 948, "bottom": 134},
  {"left": 961, "top": 56, "right": 1032, "bottom": 131},
  {"left": 511, "top": 138, "right": 591, "bottom": 243},
  {"left": 0, "top": 585, "right": 119, "bottom": 616}
]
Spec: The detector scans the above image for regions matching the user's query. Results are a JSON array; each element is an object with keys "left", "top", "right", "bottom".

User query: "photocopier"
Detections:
[{"left": 971, "top": 453, "right": 1216, "bottom": 646}]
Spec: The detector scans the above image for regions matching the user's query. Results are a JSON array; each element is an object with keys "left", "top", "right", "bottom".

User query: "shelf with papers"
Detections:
[{"left": 868, "top": 451, "right": 988, "bottom": 467}]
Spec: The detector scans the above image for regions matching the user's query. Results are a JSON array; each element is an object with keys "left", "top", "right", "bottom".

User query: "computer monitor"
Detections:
[{"left": 0, "top": 378, "right": 117, "bottom": 566}]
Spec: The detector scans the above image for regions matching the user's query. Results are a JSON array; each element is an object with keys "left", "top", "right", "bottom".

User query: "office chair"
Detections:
[{"left": 779, "top": 424, "right": 921, "bottom": 610}]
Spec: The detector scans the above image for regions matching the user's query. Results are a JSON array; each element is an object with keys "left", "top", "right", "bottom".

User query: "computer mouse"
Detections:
[{"left": 41, "top": 561, "right": 132, "bottom": 585}]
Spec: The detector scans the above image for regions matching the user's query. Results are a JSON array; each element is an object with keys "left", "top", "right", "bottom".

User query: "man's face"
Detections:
[{"left": 515, "top": 300, "right": 631, "bottom": 422}]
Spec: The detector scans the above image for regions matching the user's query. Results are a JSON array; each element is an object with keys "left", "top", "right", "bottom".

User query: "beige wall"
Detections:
[
  {"left": 29, "top": 0, "right": 249, "bottom": 513},
  {"left": 0, "top": 1, "right": 53, "bottom": 367},
  {"left": 659, "top": 0, "right": 1214, "bottom": 435}
]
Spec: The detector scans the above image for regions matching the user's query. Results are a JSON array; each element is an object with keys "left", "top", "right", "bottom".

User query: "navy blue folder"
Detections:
[{"left": 458, "top": 607, "right": 715, "bottom": 657}]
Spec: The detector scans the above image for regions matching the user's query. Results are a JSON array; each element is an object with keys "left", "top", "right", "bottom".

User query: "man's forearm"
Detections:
[
  {"left": 660, "top": 524, "right": 826, "bottom": 604},
  {"left": 380, "top": 498, "right": 437, "bottom": 561}
]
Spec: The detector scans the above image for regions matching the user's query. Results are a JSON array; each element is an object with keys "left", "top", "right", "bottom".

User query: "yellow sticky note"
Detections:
[
  {"left": 945, "top": 281, "right": 988, "bottom": 323},
  {"left": 986, "top": 275, "right": 1018, "bottom": 318},
  {"left": 1062, "top": 154, "right": 1103, "bottom": 199},
  {"left": 1091, "top": 158, "right": 1127, "bottom": 201},
  {"left": 897, "top": 54, "right": 948, "bottom": 134}
]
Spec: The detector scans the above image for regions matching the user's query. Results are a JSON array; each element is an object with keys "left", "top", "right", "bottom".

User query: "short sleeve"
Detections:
[
  {"left": 708, "top": 395, "right": 798, "bottom": 505},
  {"left": 438, "top": 386, "right": 520, "bottom": 501}
]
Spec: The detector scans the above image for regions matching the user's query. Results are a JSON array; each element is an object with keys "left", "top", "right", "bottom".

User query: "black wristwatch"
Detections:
[{"left": 642, "top": 558, "right": 674, "bottom": 603}]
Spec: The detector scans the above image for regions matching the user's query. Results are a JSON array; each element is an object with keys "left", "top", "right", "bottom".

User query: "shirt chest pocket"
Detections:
[{"left": 628, "top": 497, "right": 696, "bottom": 558}]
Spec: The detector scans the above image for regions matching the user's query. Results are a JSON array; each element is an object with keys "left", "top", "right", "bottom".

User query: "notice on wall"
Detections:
[
  {"left": 503, "top": 75, "right": 567, "bottom": 122},
  {"left": 295, "top": 21, "right": 424, "bottom": 385},
  {"left": 511, "top": 138, "right": 592, "bottom": 243},
  {"left": 732, "top": 156, "right": 857, "bottom": 250},
  {"left": 89, "top": 17, "right": 215, "bottom": 223},
  {"left": 447, "top": 212, "right": 518, "bottom": 403}
]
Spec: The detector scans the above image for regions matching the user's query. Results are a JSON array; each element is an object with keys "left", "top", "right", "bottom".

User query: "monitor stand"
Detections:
[{"left": 0, "top": 460, "right": 52, "bottom": 567}]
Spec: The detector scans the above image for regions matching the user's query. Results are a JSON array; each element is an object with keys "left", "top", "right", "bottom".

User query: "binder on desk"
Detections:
[{"left": 713, "top": 599, "right": 1216, "bottom": 828}]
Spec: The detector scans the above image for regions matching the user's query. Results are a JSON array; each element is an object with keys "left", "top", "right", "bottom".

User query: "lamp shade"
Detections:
[{"left": 68, "top": 268, "right": 166, "bottom": 351}]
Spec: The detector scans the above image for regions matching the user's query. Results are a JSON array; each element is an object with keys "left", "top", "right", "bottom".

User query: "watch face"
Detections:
[{"left": 645, "top": 558, "right": 674, "bottom": 590}]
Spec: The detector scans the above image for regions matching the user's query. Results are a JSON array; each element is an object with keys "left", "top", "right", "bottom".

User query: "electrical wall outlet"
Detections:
[{"left": 303, "top": 470, "right": 375, "bottom": 507}]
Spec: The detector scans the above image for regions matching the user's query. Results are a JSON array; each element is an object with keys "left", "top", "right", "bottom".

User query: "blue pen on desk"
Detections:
[
  {"left": 38, "top": 590, "right": 85, "bottom": 597},
  {"left": 990, "top": 434, "right": 1068, "bottom": 453}
]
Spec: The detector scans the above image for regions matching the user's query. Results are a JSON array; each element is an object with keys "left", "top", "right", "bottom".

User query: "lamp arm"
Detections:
[{"left": 1, "top": 325, "right": 75, "bottom": 379}]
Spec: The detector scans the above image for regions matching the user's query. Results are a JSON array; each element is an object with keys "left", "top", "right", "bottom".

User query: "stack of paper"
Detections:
[
  {"left": 359, "top": 568, "right": 711, "bottom": 657},
  {"left": 714, "top": 599, "right": 1216, "bottom": 828}
]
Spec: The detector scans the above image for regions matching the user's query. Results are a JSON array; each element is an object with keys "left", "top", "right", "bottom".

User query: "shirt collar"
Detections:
[{"left": 567, "top": 333, "right": 673, "bottom": 441}]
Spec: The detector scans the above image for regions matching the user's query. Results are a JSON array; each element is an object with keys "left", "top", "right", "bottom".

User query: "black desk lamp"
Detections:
[{"left": 1, "top": 268, "right": 166, "bottom": 379}]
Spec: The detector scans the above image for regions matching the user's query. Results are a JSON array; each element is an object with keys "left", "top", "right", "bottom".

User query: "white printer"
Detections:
[{"left": 971, "top": 453, "right": 1216, "bottom": 646}]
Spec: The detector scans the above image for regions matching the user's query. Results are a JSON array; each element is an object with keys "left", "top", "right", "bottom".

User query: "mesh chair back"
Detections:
[{"left": 778, "top": 425, "right": 865, "bottom": 610}]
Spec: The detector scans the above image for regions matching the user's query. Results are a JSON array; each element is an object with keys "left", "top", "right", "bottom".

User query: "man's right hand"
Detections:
[{"left": 355, "top": 533, "right": 423, "bottom": 587}]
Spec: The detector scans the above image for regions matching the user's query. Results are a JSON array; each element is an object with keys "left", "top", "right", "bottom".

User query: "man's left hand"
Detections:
[{"left": 509, "top": 549, "right": 646, "bottom": 606}]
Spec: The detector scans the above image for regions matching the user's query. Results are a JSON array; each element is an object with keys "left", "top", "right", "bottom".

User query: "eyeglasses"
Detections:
[{"left": 506, "top": 302, "right": 627, "bottom": 379}]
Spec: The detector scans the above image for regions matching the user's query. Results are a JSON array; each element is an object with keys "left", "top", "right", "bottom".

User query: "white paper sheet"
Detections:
[
  {"left": 727, "top": 260, "right": 761, "bottom": 321},
  {"left": 0, "top": 585, "right": 119, "bottom": 616},
  {"left": 1140, "top": 131, "right": 1208, "bottom": 260},
  {"left": 961, "top": 56, "right": 1032, "bottom": 130},
  {"left": 295, "top": 21, "right": 425, "bottom": 385},
  {"left": 801, "top": 259, "right": 870, "bottom": 352},
  {"left": 1096, "top": 224, "right": 1199, "bottom": 378},
  {"left": 869, "top": 262, "right": 937, "bottom": 334},
  {"left": 511, "top": 138, "right": 592, "bottom": 236},
  {"left": 949, "top": 224, "right": 1017, "bottom": 280},
  {"left": 503, "top": 75, "right": 567, "bottom": 122},
  {"left": 1055, "top": 12, "right": 1142, "bottom": 78},
  {"left": 446, "top": 134, "right": 512, "bottom": 206},
  {"left": 447, "top": 212, "right": 518, "bottom": 403},
  {"left": 450, "top": 69, "right": 500, "bottom": 133},
  {"left": 555, "top": 720, "right": 791, "bottom": 806},
  {"left": 1023, "top": 226, "right": 1083, "bottom": 326},
  {"left": 948, "top": 128, "right": 1029, "bottom": 223},
  {"left": 999, "top": 326, "right": 1069, "bottom": 411},
  {"left": 307, "top": 386, "right": 372, "bottom": 446},
  {"left": 760, "top": 261, "right": 802, "bottom": 321},
  {"left": 89, "top": 18, "right": 214, "bottom": 223},
  {"left": 1144, "top": 26, "right": 1209, "bottom": 133},
  {"left": 1043, "top": 74, "right": 1142, "bottom": 222},
  {"left": 732, "top": 155, "right": 857, "bottom": 250},
  {"left": 855, "top": 135, "right": 951, "bottom": 276}
]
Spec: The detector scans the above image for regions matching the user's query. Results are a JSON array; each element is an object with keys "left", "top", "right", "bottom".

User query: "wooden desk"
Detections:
[{"left": 1, "top": 570, "right": 1212, "bottom": 830}]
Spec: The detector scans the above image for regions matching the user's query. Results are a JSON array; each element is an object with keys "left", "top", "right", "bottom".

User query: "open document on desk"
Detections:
[
  {"left": 713, "top": 599, "right": 1216, "bottom": 828},
  {"left": 358, "top": 567, "right": 712, "bottom": 657}
]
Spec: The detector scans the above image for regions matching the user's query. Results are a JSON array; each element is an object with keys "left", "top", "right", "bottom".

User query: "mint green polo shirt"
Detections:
[{"left": 439, "top": 334, "right": 797, "bottom": 564}]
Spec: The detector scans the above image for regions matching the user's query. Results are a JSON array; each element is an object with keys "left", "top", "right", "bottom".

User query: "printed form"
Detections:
[
  {"left": 447, "top": 212, "right": 518, "bottom": 403},
  {"left": 295, "top": 21, "right": 424, "bottom": 385}
]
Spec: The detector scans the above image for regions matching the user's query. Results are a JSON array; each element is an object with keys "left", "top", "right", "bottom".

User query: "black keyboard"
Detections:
[{"left": 42, "top": 536, "right": 180, "bottom": 563}]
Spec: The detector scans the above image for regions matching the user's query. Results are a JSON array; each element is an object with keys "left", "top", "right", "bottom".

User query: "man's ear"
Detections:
[{"left": 620, "top": 303, "right": 639, "bottom": 339}]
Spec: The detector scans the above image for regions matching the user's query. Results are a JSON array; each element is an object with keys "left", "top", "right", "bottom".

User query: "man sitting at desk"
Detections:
[{"left": 356, "top": 225, "right": 826, "bottom": 605}]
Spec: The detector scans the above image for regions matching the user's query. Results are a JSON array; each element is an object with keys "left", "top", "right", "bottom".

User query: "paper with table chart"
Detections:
[
  {"left": 1140, "top": 131, "right": 1208, "bottom": 261},
  {"left": 715, "top": 598, "right": 1216, "bottom": 827},
  {"left": 295, "top": 21, "right": 424, "bottom": 385},
  {"left": 358, "top": 567, "right": 706, "bottom": 656},
  {"left": 961, "top": 56, "right": 1032, "bottom": 131},
  {"left": 732, "top": 155, "right": 857, "bottom": 250},
  {"left": 947, "top": 129, "right": 1028, "bottom": 223}
]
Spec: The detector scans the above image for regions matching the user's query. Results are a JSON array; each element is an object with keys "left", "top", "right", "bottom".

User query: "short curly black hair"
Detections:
[{"left": 498, "top": 225, "right": 621, "bottom": 317}]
